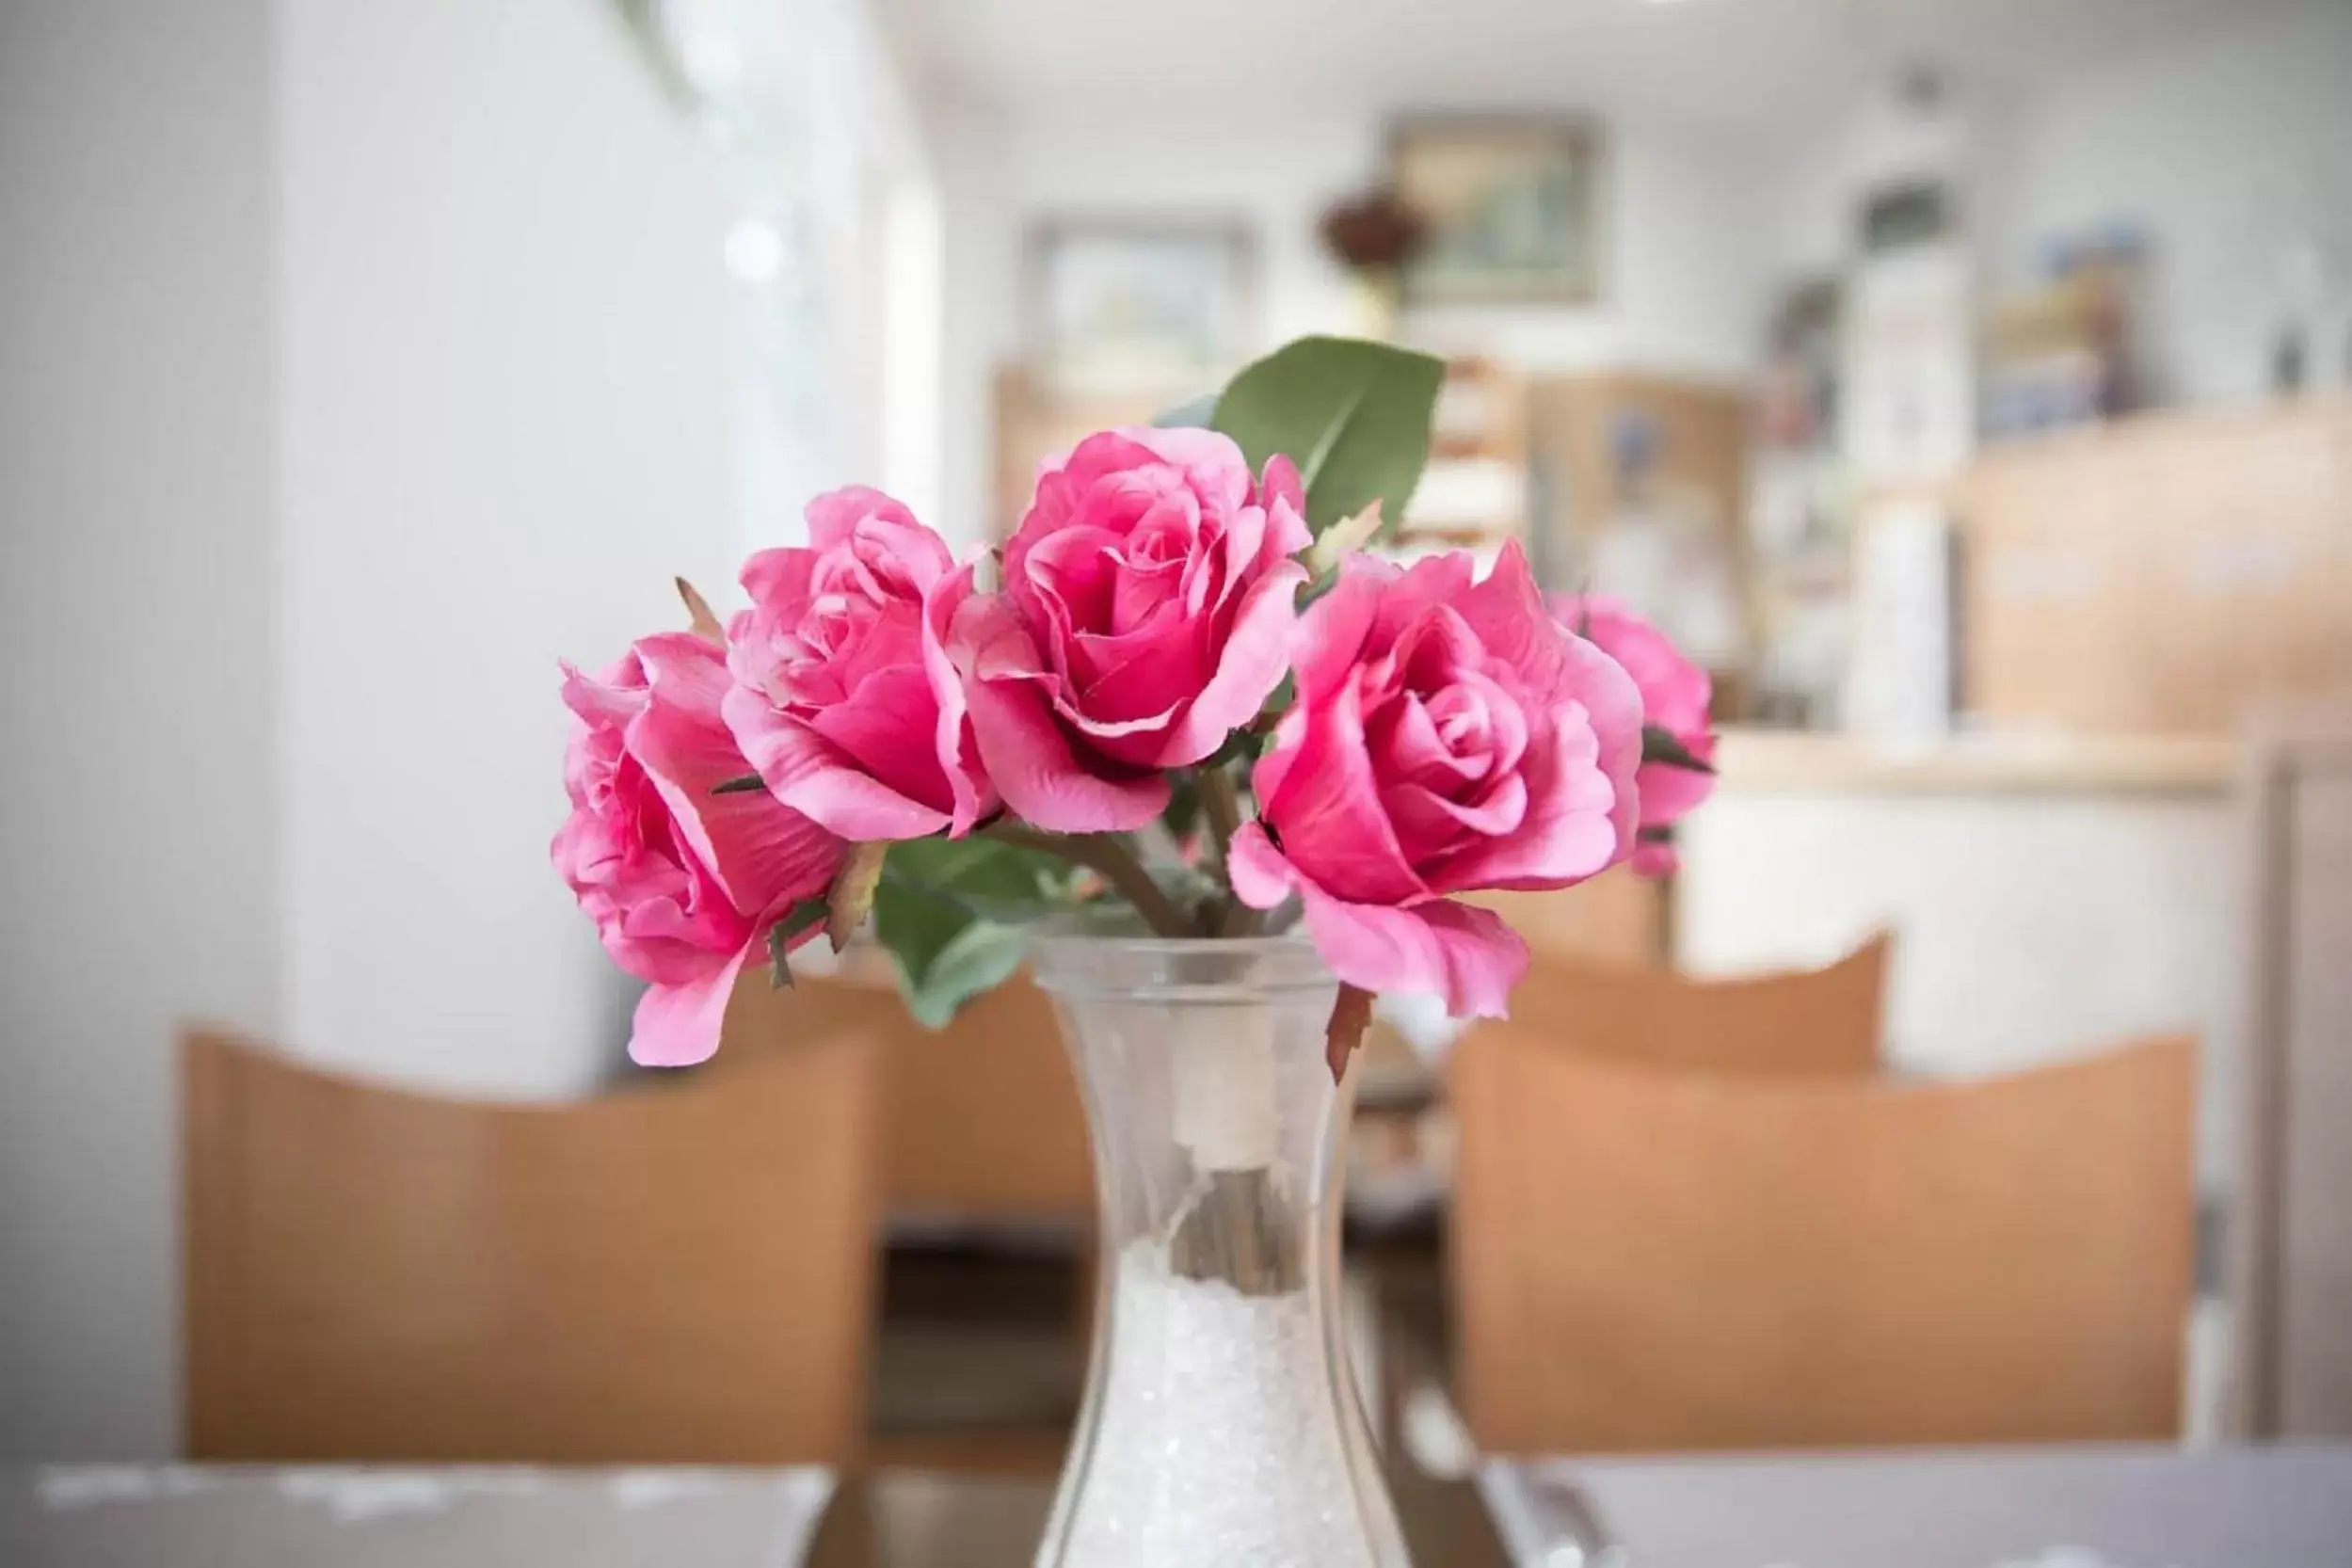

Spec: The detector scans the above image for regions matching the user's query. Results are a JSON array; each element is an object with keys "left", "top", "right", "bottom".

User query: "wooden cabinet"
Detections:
[
  {"left": 1955, "top": 401, "right": 2352, "bottom": 732},
  {"left": 1527, "top": 373, "right": 1749, "bottom": 558}
]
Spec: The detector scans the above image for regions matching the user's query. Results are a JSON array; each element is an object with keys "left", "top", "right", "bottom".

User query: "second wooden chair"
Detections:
[
  {"left": 1450, "top": 1025, "right": 2196, "bottom": 1454},
  {"left": 1501, "top": 932, "right": 1892, "bottom": 1077},
  {"left": 184, "top": 1025, "right": 883, "bottom": 1464}
]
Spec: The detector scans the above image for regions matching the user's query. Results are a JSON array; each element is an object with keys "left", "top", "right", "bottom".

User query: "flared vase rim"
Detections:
[{"left": 1024, "top": 919, "right": 1334, "bottom": 1000}]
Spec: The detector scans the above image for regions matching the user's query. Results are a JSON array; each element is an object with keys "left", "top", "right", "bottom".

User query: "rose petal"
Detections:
[
  {"left": 955, "top": 598, "right": 1168, "bottom": 833},
  {"left": 639, "top": 729, "right": 843, "bottom": 917},
  {"left": 810, "top": 664, "right": 958, "bottom": 808},
  {"left": 1149, "top": 557, "right": 1307, "bottom": 767},
  {"left": 1630, "top": 836, "right": 1681, "bottom": 878},
  {"left": 1385, "top": 771, "right": 1529, "bottom": 845},
  {"left": 1124, "top": 425, "right": 1254, "bottom": 515},
  {"left": 1254, "top": 676, "right": 1424, "bottom": 905},
  {"left": 559, "top": 656, "right": 649, "bottom": 730},
  {"left": 1226, "top": 822, "right": 1299, "bottom": 910},
  {"left": 737, "top": 548, "right": 819, "bottom": 628},
  {"left": 922, "top": 559, "right": 997, "bottom": 837},
  {"left": 804, "top": 487, "right": 947, "bottom": 586},
  {"left": 632, "top": 636, "right": 842, "bottom": 913},
  {"left": 1637, "top": 744, "right": 1716, "bottom": 831},
  {"left": 1291, "top": 885, "right": 1528, "bottom": 1019},
  {"left": 724, "top": 683, "right": 949, "bottom": 843},
  {"left": 1425, "top": 703, "right": 1621, "bottom": 893},
  {"left": 1291, "top": 559, "right": 1392, "bottom": 700},
  {"left": 1256, "top": 455, "right": 1311, "bottom": 556},
  {"left": 628, "top": 940, "right": 756, "bottom": 1067}
]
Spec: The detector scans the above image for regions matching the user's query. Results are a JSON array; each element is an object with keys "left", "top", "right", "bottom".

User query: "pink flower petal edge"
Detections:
[{"left": 1227, "top": 823, "right": 1528, "bottom": 1017}]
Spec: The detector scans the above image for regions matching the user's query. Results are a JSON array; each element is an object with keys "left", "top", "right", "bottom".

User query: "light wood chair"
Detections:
[
  {"left": 1450, "top": 1026, "right": 2197, "bottom": 1454},
  {"left": 182, "top": 1025, "right": 883, "bottom": 1464},
  {"left": 731, "top": 970, "right": 1096, "bottom": 1473},
  {"left": 732, "top": 970, "right": 1093, "bottom": 1223},
  {"left": 1499, "top": 932, "right": 1892, "bottom": 1077}
]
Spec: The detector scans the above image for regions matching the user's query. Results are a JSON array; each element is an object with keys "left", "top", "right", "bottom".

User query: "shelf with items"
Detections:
[
  {"left": 1387, "top": 357, "right": 1529, "bottom": 555},
  {"left": 1528, "top": 371, "right": 1755, "bottom": 717}
]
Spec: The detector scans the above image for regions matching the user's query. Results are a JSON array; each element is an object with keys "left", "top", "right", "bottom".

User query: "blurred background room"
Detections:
[{"left": 4, "top": 0, "right": 2351, "bottom": 1556}]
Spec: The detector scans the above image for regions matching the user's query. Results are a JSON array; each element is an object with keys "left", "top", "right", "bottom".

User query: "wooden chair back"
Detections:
[
  {"left": 735, "top": 971, "right": 1093, "bottom": 1222},
  {"left": 1500, "top": 932, "right": 1891, "bottom": 1076},
  {"left": 1450, "top": 1027, "right": 2197, "bottom": 1454},
  {"left": 183, "top": 1026, "right": 882, "bottom": 1464}
]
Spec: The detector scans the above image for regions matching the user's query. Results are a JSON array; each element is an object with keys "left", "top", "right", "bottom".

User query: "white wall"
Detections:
[
  {"left": 278, "top": 0, "right": 740, "bottom": 1098},
  {"left": 932, "top": 104, "right": 1781, "bottom": 548},
  {"left": 0, "top": 0, "right": 280, "bottom": 1458},
  {"left": 2, "top": 0, "right": 773, "bottom": 1459},
  {"left": 1987, "top": 2, "right": 2352, "bottom": 408}
]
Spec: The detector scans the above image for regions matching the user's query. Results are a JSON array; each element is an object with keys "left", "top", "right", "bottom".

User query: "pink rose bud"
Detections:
[
  {"left": 723, "top": 488, "right": 995, "bottom": 841},
  {"left": 552, "top": 633, "right": 841, "bottom": 1066},
  {"left": 949, "top": 428, "right": 1310, "bottom": 833},
  {"left": 1229, "top": 543, "right": 1643, "bottom": 1018},
  {"left": 1554, "top": 594, "right": 1718, "bottom": 877}
]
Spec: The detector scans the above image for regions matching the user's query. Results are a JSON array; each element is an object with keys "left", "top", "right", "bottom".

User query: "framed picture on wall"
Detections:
[
  {"left": 1024, "top": 216, "right": 1258, "bottom": 396},
  {"left": 1388, "top": 115, "right": 1604, "bottom": 307}
]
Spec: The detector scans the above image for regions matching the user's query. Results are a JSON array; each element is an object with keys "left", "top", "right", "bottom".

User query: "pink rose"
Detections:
[
  {"left": 1557, "top": 595, "right": 1717, "bottom": 876},
  {"left": 952, "top": 427, "right": 1310, "bottom": 832},
  {"left": 722, "top": 488, "right": 993, "bottom": 840},
  {"left": 1229, "top": 544, "right": 1642, "bottom": 1016},
  {"left": 552, "top": 632, "right": 840, "bottom": 1066}
]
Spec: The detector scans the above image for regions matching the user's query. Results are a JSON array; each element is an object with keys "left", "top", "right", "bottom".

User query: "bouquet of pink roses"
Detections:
[{"left": 553, "top": 339, "right": 1714, "bottom": 1077}]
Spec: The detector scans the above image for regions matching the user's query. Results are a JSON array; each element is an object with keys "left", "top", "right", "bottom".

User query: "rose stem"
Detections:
[
  {"left": 1192, "top": 764, "right": 1265, "bottom": 938},
  {"left": 981, "top": 822, "right": 1193, "bottom": 938}
]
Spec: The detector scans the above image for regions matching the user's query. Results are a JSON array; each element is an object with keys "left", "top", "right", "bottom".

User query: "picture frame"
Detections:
[
  {"left": 1388, "top": 115, "right": 1605, "bottom": 307},
  {"left": 1023, "top": 216, "right": 1258, "bottom": 396}
]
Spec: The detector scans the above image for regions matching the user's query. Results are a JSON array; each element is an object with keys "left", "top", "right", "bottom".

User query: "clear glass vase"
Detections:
[{"left": 1029, "top": 930, "right": 1412, "bottom": 1568}]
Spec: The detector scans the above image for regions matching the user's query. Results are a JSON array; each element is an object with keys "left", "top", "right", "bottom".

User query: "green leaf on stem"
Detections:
[
  {"left": 1641, "top": 723, "right": 1716, "bottom": 775},
  {"left": 871, "top": 878, "right": 1031, "bottom": 1028},
  {"left": 1211, "top": 337, "right": 1445, "bottom": 535},
  {"left": 765, "top": 896, "right": 827, "bottom": 988},
  {"left": 884, "top": 834, "right": 1071, "bottom": 923}
]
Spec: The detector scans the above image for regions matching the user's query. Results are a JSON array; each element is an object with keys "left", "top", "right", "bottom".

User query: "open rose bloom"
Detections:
[{"left": 555, "top": 339, "right": 1714, "bottom": 1068}]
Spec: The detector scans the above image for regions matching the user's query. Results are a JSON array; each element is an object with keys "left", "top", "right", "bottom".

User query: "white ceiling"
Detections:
[{"left": 877, "top": 0, "right": 2305, "bottom": 141}]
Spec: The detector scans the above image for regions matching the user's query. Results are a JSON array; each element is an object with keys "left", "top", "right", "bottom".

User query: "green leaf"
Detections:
[
  {"left": 712, "top": 773, "right": 766, "bottom": 795},
  {"left": 765, "top": 897, "right": 826, "bottom": 989},
  {"left": 871, "top": 878, "right": 1031, "bottom": 1028},
  {"left": 1210, "top": 337, "right": 1445, "bottom": 535},
  {"left": 883, "top": 834, "right": 1072, "bottom": 923},
  {"left": 776, "top": 896, "right": 828, "bottom": 941},
  {"left": 1153, "top": 392, "right": 1218, "bottom": 429},
  {"left": 1641, "top": 724, "right": 1716, "bottom": 775}
]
